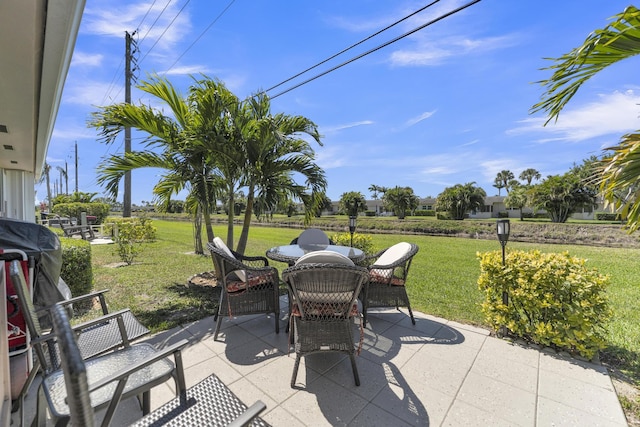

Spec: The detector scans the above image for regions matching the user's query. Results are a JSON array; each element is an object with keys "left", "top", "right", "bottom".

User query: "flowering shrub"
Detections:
[
  {"left": 477, "top": 249, "right": 611, "bottom": 359},
  {"left": 330, "top": 232, "right": 375, "bottom": 256}
]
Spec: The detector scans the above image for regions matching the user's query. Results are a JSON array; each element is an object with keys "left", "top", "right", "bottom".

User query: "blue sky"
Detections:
[{"left": 39, "top": 0, "right": 640, "bottom": 204}]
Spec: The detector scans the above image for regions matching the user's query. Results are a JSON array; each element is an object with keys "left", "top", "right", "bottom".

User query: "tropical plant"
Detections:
[
  {"left": 493, "top": 176, "right": 505, "bottom": 196},
  {"left": 495, "top": 170, "right": 515, "bottom": 194},
  {"left": 382, "top": 186, "right": 419, "bottom": 219},
  {"left": 504, "top": 185, "right": 529, "bottom": 220},
  {"left": 436, "top": 182, "right": 486, "bottom": 220},
  {"left": 41, "top": 163, "right": 53, "bottom": 209},
  {"left": 519, "top": 168, "right": 541, "bottom": 186},
  {"left": 233, "top": 92, "right": 326, "bottom": 254},
  {"left": 90, "top": 75, "right": 234, "bottom": 253},
  {"left": 338, "top": 191, "right": 368, "bottom": 217},
  {"left": 531, "top": 5, "right": 640, "bottom": 231},
  {"left": 528, "top": 174, "right": 597, "bottom": 223}
]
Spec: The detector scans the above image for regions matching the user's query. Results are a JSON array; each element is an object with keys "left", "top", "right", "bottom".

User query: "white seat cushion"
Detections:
[
  {"left": 213, "top": 237, "right": 246, "bottom": 282},
  {"left": 295, "top": 250, "right": 354, "bottom": 266},
  {"left": 373, "top": 242, "right": 412, "bottom": 279}
]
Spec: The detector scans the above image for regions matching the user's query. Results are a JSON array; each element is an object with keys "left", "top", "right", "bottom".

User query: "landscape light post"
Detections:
[
  {"left": 349, "top": 215, "right": 357, "bottom": 247},
  {"left": 496, "top": 219, "right": 510, "bottom": 336}
]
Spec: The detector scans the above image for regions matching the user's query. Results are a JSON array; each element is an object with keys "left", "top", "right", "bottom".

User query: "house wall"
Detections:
[{"left": 1, "top": 169, "right": 35, "bottom": 222}]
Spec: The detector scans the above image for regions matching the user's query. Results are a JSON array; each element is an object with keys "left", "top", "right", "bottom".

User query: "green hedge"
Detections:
[
  {"left": 477, "top": 249, "right": 611, "bottom": 359},
  {"left": 59, "top": 237, "right": 93, "bottom": 302},
  {"left": 51, "top": 202, "right": 110, "bottom": 224},
  {"left": 595, "top": 212, "right": 621, "bottom": 221}
]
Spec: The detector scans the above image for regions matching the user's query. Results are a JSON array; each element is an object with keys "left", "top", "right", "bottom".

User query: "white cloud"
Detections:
[
  {"left": 390, "top": 35, "right": 517, "bottom": 67},
  {"left": 508, "top": 90, "right": 640, "bottom": 142},
  {"left": 405, "top": 110, "right": 436, "bottom": 127},
  {"left": 322, "top": 121, "right": 374, "bottom": 133},
  {"left": 72, "top": 51, "right": 104, "bottom": 67},
  {"left": 83, "top": 1, "right": 191, "bottom": 53},
  {"left": 161, "top": 65, "right": 212, "bottom": 76},
  {"left": 63, "top": 80, "right": 119, "bottom": 106}
]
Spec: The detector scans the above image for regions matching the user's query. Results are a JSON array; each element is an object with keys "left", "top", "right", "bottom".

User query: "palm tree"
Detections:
[
  {"left": 368, "top": 184, "right": 387, "bottom": 214},
  {"left": 504, "top": 185, "right": 529, "bottom": 220},
  {"left": 496, "top": 170, "right": 514, "bottom": 194},
  {"left": 435, "top": 182, "right": 486, "bottom": 220},
  {"left": 382, "top": 186, "right": 419, "bottom": 219},
  {"left": 56, "top": 165, "right": 68, "bottom": 195},
  {"left": 493, "top": 176, "right": 505, "bottom": 196},
  {"left": 519, "top": 168, "right": 541, "bottom": 186},
  {"left": 233, "top": 93, "right": 326, "bottom": 254},
  {"left": 531, "top": 5, "right": 640, "bottom": 231},
  {"left": 90, "top": 75, "right": 236, "bottom": 251},
  {"left": 41, "top": 163, "right": 53, "bottom": 210}
]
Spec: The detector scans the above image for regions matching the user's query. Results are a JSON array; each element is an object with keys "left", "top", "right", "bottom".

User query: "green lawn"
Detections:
[{"left": 89, "top": 219, "right": 640, "bottom": 383}]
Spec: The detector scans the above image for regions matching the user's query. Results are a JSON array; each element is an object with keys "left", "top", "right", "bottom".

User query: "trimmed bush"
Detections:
[
  {"left": 477, "top": 249, "right": 611, "bottom": 359},
  {"left": 51, "top": 202, "right": 110, "bottom": 224},
  {"left": 330, "top": 232, "right": 376, "bottom": 256},
  {"left": 59, "top": 236, "right": 93, "bottom": 301}
]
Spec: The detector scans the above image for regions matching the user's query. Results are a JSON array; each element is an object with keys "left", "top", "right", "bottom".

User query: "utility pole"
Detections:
[
  {"left": 123, "top": 31, "right": 133, "bottom": 217},
  {"left": 75, "top": 141, "right": 78, "bottom": 193}
]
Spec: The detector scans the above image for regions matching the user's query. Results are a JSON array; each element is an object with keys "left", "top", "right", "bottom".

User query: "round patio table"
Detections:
[{"left": 266, "top": 244, "right": 365, "bottom": 266}]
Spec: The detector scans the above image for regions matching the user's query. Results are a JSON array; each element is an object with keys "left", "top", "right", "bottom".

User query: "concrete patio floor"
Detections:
[{"left": 17, "top": 295, "right": 628, "bottom": 426}]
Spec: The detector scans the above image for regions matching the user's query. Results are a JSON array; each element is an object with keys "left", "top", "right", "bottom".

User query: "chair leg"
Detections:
[
  {"left": 291, "top": 355, "right": 301, "bottom": 388},
  {"left": 34, "top": 385, "right": 47, "bottom": 427},
  {"left": 349, "top": 354, "right": 360, "bottom": 386},
  {"left": 407, "top": 304, "right": 415, "bottom": 325},
  {"left": 274, "top": 311, "right": 280, "bottom": 334},
  {"left": 213, "top": 313, "right": 223, "bottom": 341},
  {"left": 142, "top": 390, "right": 151, "bottom": 414}
]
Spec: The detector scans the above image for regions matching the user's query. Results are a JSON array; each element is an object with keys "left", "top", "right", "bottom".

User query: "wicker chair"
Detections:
[
  {"left": 207, "top": 238, "right": 280, "bottom": 341},
  {"left": 359, "top": 242, "right": 419, "bottom": 327},
  {"left": 290, "top": 228, "right": 333, "bottom": 245},
  {"left": 9, "top": 260, "right": 188, "bottom": 427},
  {"left": 49, "top": 304, "right": 269, "bottom": 427},
  {"left": 282, "top": 262, "right": 369, "bottom": 387}
]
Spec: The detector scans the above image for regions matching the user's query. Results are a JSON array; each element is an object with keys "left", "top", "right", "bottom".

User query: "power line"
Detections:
[
  {"left": 265, "top": 0, "right": 441, "bottom": 93},
  {"left": 139, "top": 0, "right": 173, "bottom": 45},
  {"left": 269, "top": 0, "right": 482, "bottom": 99},
  {"left": 165, "top": 0, "right": 236, "bottom": 73},
  {"left": 139, "top": 0, "right": 192, "bottom": 66},
  {"left": 137, "top": 0, "right": 160, "bottom": 31}
]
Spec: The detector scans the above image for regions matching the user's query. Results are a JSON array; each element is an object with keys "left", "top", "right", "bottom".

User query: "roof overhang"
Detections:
[{"left": 0, "top": 0, "right": 85, "bottom": 179}]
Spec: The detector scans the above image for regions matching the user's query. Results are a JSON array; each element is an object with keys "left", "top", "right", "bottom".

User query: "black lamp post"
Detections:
[
  {"left": 496, "top": 219, "right": 510, "bottom": 336},
  {"left": 496, "top": 219, "right": 510, "bottom": 266},
  {"left": 349, "top": 215, "right": 357, "bottom": 247}
]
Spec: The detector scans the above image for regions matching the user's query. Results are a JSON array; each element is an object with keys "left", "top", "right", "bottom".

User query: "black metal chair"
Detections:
[
  {"left": 9, "top": 260, "right": 188, "bottom": 427},
  {"left": 359, "top": 242, "right": 419, "bottom": 327},
  {"left": 207, "top": 238, "right": 280, "bottom": 340},
  {"left": 50, "top": 303, "right": 269, "bottom": 427},
  {"left": 282, "top": 262, "right": 369, "bottom": 387}
]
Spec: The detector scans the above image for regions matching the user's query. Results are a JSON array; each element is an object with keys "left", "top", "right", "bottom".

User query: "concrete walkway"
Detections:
[{"left": 18, "top": 295, "right": 628, "bottom": 426}]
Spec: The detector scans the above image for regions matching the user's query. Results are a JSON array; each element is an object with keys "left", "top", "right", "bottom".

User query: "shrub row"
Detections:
[
  {"left": 52, "top": 202, "right": 110, "bottom": 224},
  {"left": 477, "top": 249, "right": 611, "bottom": 359}
]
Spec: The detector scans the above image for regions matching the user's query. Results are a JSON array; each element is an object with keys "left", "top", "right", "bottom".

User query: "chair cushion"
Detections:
[
  {"left": 373, "top": 242, "right": 412, "bottom": 279},
  {"left": 226, "top": 272, "right": 272, "bottom": 293},
  {"left": 213, "top": 237, "right": 246, "bottom": 282},
  {"left": 295, "top": 250, "right": 354, "bottom": 266},
  {"left": 369, "top": 271, "right": 406, "bottom": 286}
]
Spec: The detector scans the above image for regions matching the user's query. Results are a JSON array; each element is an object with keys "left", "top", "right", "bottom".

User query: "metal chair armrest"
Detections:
[
  {"left": 227, "top": 401, "right": 267, "bottom": 427},
  {"left": 87, "top": 338, "right": 189, "bottom": 395},
  {"left": 59, "top": 289, "right": 109, "bottom": 305}
]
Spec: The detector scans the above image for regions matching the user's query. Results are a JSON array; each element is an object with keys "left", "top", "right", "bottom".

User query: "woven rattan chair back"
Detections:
[
  {"left": 207, "top": 243, "right": 280, "bottom": 340},
  {"left": 283, "top": 263, "right": 369, "bottom": 387},
  {"left": 361, "top": 242, "right": 419, "bottom": 326}
]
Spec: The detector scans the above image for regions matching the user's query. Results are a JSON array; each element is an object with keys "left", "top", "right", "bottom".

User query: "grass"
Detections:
[{"left": 89, "top": 219, "right": 640, "bottom": 384}]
